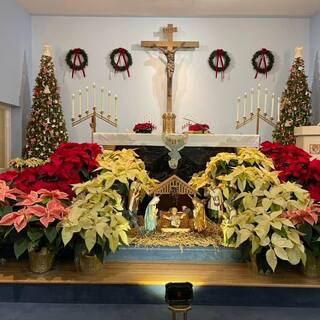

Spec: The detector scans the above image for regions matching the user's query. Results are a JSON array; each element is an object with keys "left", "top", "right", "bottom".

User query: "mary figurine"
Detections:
[{"left": 144, "top": 196, "right": 160, "bottom": 234}]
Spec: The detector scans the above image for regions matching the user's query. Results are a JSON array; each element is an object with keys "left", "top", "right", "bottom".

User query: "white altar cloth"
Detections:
[{"left": 93, "top": 133, "right": 259, "bottom": 148}]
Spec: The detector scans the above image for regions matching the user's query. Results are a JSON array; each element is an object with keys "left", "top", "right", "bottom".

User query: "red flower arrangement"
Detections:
[
  {"left": 133, "top": 122, "right": 156, "bottom": 133},
  {"left": 260, "top": 141, "right": 320, "bottom": 202},
  {"left": 188, "top": 123, "right": 210, "bottom": 133},
  {"left": 0, "top": 143, "right": 102, "bottom": 199}
]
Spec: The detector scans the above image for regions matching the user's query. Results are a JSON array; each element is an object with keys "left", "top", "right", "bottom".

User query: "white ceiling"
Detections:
[{"left": 16, "top": 0, "right": 320, "bottom": 17}]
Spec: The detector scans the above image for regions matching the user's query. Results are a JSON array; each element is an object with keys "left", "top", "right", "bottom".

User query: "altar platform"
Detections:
[
  {"left": 93, "top": 133, "right": 259, "bottom": 148},
  {"left": 1, "top": 261, "right": 320, "bottom": 307}
]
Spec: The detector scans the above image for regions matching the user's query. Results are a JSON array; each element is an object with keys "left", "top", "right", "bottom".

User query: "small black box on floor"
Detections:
[{"left": 165, "top": 282, "right": 193, "bottom": 306}]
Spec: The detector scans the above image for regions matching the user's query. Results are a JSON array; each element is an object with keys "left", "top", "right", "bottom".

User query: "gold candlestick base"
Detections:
[{"left": 162, "top": 112, "right": 176, "bottom": 134}]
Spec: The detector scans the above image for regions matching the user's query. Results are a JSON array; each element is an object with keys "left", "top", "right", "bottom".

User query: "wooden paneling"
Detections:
[{"left": 0, "top": 261, "right": 320, "bottom": 288}]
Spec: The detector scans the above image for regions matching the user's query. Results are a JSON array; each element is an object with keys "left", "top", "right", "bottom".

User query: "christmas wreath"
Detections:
[
  {"left": 208, "top": 49, "right": 231, "bottom": 78},
  {"left": 66, "top": 48, "right": 88, "bottom": 78},
  {"left": 251, "top": 48, "right": 274, "bottom": 78},
  {"left": 110, "top": 48, "right": 133, "bottom": 77}
]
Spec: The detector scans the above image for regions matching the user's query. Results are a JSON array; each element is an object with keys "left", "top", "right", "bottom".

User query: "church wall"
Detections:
[
  {"left": 0, "top": 0, "right": 32, "bottom": 158},
  {"left": 31, "top": 17, "right": 309, "bottom": 142},
  {"left": 310, "top": 12, "right": 320, "bottom": 124}
]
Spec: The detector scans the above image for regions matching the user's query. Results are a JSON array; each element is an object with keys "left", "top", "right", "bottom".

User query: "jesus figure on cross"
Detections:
[{"left": 141, "top": 24, "right": 199, "bottom": 133}]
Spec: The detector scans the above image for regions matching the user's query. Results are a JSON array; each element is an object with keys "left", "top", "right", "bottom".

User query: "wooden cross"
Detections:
[{"left": 141, "top": 24, "right": 199, "bottom": 133}]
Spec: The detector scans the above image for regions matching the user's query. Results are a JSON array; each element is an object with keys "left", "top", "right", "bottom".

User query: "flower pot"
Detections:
[
  {"left": 134, "top": 129, "right": 153, "bottom": 134},
  {"left": 79, "top": 252, "right": 103, "bottom": 273},
  {"left": 303, "top": 249, "right": 320, "bottom": 277},
  {"left": 28, "top": 247, "right": 55, "bottom": 273}
]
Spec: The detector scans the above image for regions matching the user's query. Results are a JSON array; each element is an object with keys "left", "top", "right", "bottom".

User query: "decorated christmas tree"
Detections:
[
  {"left": 23, "top": 45, "right": 68, "bottom": 160},
  {"left": 273, "top": 47, "right": 312, "bottom": 145}
]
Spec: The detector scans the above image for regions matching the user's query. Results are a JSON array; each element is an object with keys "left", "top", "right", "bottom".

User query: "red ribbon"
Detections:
[
  {"left": 115, "top": 48, "right": 130, "bottom": 77},
  {"left": 215, "top": 49, "right": 225, "bottom": 79},
  {"left": 255, "top": 48, "right": 268, "bottom": 79},
  {"left": 71, "top": 48, "right": 86, "bottom": 78}
]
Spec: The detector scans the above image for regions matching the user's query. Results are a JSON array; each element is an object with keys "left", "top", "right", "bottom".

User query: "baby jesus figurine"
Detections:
[{"left": 163, "top": 207, "right": 186, "bottom": 228}]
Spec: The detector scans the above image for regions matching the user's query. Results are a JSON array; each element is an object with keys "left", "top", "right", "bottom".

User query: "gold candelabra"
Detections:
[
  {"left": 71, "top": 83, "right": 118, "bottom": 142},
  {"left": 235, "top": 84, "right": 280, "bottom": 135}
]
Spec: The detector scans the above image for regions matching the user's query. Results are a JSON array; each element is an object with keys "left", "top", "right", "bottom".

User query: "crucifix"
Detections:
[{"left": 141, "top": 24, "right": 199, "bottom": 134}]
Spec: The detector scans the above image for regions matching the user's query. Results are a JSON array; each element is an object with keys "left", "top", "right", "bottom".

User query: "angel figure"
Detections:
[
  {"left": 127, "top": 181, "right": 142, "bottom": 228},
  {"left": 192, "top": 197, "right": 207, "bottom": 232},
  {"left": 207, "top": 186, "right": 224, "bottom": 223},
  {"left": 144, "top": 196, "right": 160, "bottom": 234}
]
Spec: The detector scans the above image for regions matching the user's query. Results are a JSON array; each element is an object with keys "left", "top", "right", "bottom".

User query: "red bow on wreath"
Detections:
[
  {"left": 255, "top": 48, "right": 268, "bottom": 79},
  {"left": 215, "top": 49, "right": 225, "bottom": 79},
  {"left": 115, "top": 48, "right": 131, "bottom": 77},
  {"left": 71, "top": 48, "right": 86, "bottom": 78}
]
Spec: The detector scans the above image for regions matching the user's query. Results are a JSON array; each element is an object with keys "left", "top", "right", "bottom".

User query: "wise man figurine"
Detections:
[
  {"left": 192, "top": 197, "right": 207, "bottom": 232},
  {"left": 144, "top": 196, "right": 160, "bottom": 234},
  {"left": 207, "top": 186, "right": 224, "bottom": 223},
  {"left": 127, "top": 181, "right": 141, "bottom": 228}
]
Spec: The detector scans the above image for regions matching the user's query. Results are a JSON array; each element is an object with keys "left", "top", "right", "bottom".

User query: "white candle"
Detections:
[
  {"left": 108, "top": 90, "right": 112, "bottom": 116},
  {"left": 72, "top": 94, "right": 75, "bottom": 119},
  {"left": 277, "top": 97, "right": 281, "bottom": 122},
  {"left": 237, "top": 97, "right": 240, "bottom": 122},
  {"left": 264, "top": 88, "right": 268, "bottom": 114},
  {"left": 85, "top": 86, "right": 89, "bottom": 112},
  {"left": 78, "top": 90, "right": 82, "bottom": 116},
  {"left": 114, "top": 94, "right": 118, "bottom": 120},
  {"left": 271, "top": 93, "right": 275, "bottom": 118},
  {"left": 93, "top": 82, "right": 96, "bottom": 109},
  {"left": 243, "top": 93, "right": 247, "bottom": 118},
  {"left": 100, "top": 87, "right": 104, "bottom": 113},
  {"left": 250, "top": 88, "right": 254, "bottom": 114},
  {"left": 257, "top": 83, "right": 261, "bottom": 110}
]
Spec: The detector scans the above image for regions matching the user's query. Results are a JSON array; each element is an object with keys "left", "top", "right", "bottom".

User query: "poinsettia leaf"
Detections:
[
  {"left": 274, "top": 246, "right": 288, "bottom": 261},
  {"left": 266, "top": 248, "right": 277, "bottom": 272},
  {"left": 14, "top": 237, "right": 28, "bottom": 259},
  {"left": 44, "top": 226, "right": 58, "bottom": 243},
  {"left": 27, "top": 228, "right": 43, "bottom": 243},
  {"left": 287, "top": 247, "right": 302, "bottom": 265}
]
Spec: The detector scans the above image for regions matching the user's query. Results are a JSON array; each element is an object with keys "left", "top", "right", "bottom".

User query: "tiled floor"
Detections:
[{"left": 0, "top": 303, "right": 319, "bottom": 320}]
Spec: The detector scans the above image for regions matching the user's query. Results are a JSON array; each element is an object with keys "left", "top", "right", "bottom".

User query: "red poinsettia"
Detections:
[
  {"left": 188, "top": 123, "right": 210, "bottom": 132},
  {"left": 133, "top": 122, "right": 156, "bottom": 133},
  {"left": 0, "top": 142, "right": 102, "bottom": 199},
  {"left": 260, "top": 141, "right": 320, "bottom": 202}
]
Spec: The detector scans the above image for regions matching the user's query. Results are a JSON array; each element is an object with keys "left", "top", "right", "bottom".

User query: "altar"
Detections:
[
  {"left": 94, "top": 132, "right": 259, "bottom": 181},
  {"left": 93, "top": 132, "right": 260, "bottom": 148}
]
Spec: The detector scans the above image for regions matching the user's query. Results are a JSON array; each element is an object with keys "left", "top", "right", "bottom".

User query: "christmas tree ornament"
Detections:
[
  {"left": 44, "top": 85, "right": 50, "bottom": 94},
  {"left": 273, "top": 46, "right": 311, "bottom": 145}
]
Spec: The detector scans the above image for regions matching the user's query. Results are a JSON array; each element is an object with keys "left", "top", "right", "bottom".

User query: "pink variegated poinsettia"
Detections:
[
  {"left": 0, "top": 180, "right": 25, "bottom": 202},
  {"left": 16, "top": 190, "right": 43, "bottom": 206},
  {"left": 30, "top": 200, "right": 69, "bottom": 228},
  {"left": 282, "top": 205, "right": 320, "bottom": 226},
  {"left": 0, "top": 207, "right": 35, "bottom": 232},
  {"left": 37, "top": 189, "right": 69, "bottom": 201},
  {"left": 0, "top": 188, "right": 70, "bottom": 232}
]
